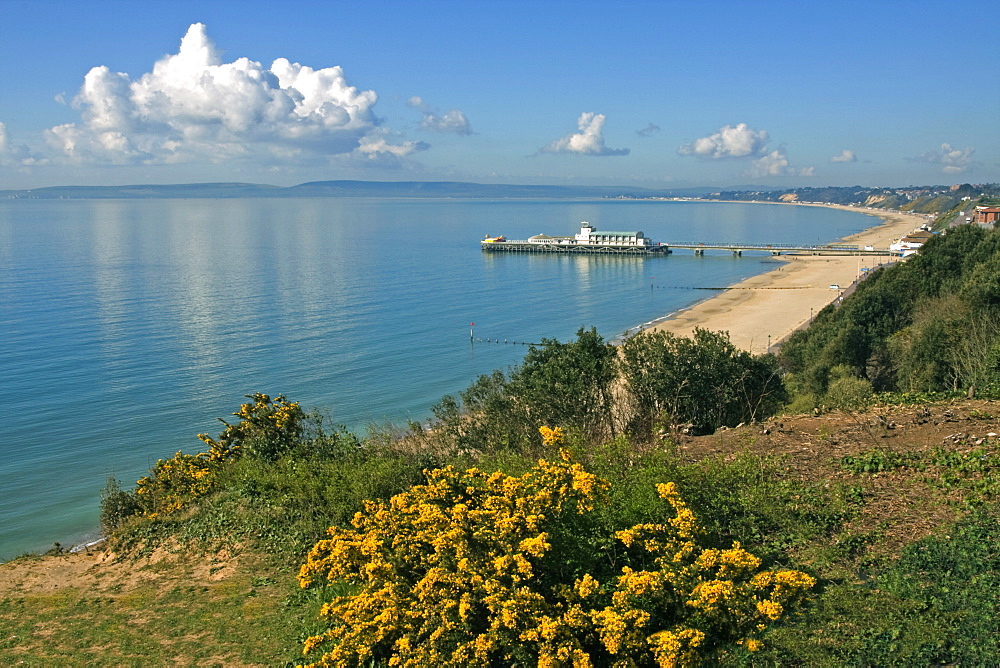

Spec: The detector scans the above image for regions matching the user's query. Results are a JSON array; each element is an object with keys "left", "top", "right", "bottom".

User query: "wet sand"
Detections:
[{"left": 645, "top": 205, "right": 929, "bottom": 353}]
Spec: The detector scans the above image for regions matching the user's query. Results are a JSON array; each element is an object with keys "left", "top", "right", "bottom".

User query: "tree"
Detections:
[
  {"left": 947, "top": 312, "right": 1000, "bottom": 394},
  {"left": 620, "top": 329, "right": 786, "bottom": 436},
  {"left": 433, "top": 370, "right": 535, "bottom": 453},
  {"left": 432, "top": 328, "right": 619, "bottom": 452},
  {"left": 777, "top": 225, "right": 1000, "bottom": 400},
  {"left": 507, "top": 327, "right": 619, "bottom": 439}
]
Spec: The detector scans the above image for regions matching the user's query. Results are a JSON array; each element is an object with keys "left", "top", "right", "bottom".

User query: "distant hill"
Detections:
[
  {"left": 0, "top": 182, "right": 284, "bottom": 199},
  {"left": 0, "top": 180, "right": 723, "bottom": 200},
  {"left": 6, "top": 181, "right": 997, "bottom": 211},
  {"left": 701, "top": 183, "right": 1000, "bottom": 224}
]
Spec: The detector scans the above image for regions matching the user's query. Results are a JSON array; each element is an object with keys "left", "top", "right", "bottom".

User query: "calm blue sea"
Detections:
[{"left": 0, "top": 197, "right": 876, "bottom": 560}]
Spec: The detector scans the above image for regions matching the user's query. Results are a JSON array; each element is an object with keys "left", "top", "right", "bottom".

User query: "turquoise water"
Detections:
[{"left": 0, "top": 197, "right": 876, "bottom": 559}]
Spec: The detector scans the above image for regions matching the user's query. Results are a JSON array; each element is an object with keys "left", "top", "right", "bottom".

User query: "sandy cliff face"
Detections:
[{"left": 865, "top": 193, "right": 892, "bottom": 207}]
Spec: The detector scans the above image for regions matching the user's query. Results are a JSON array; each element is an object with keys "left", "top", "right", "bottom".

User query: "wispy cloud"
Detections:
[
  {"left": 912, "top": 142, "right": 975, "bottom": 174},
  {"left": 0, "top": 122, "right": 48, "bottom": 166},
  {"left": 677, "top": 123, "right": 769, "bottom": 159},
  {"left": 635, "top": 122, "right": 660, "bottom": 138},
  {"left": 43, "top": 23, "right": 415, "bottom": 166},
  {"left": 539, "top": 112, "right": 629, "bottom": 156},
  {"left": 350, "top": 128, "right": 429, "bottom": 167},
  {"left": 407, "top": 97, "right": 473, "bottom": 135},
  {"left": 830, "top": 149, "right": 857, "bottom": 163}
]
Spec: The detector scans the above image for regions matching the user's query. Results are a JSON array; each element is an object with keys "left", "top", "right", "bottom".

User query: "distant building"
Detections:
[
  {"left": 974, "top": 207, "right": 1000, "bottom": 226},
  {"left": 889, "top": 229, "right": 935, "bottom": 257},
  {"left": 573, "top": 223, "right": 651, "bottom": 248}
]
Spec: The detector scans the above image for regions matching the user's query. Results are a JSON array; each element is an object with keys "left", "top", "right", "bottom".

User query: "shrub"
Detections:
[
  {"left": 298, "top": 427, "right": 815, "bottom": 666},
  {"left": 620, "top": 328, "right": 786, "bottom": 436},
  {"left": 99, "top": 477, "right": 143, "bottom": 532},
  {"left": 823, "top": 365, "right": 874, "bottom": 409},
  {"left": 197, "top": 392, "right": 306, "bottom": 462},
  {"left": 133, "top": 393, "right": 306, "bottom": 516}
]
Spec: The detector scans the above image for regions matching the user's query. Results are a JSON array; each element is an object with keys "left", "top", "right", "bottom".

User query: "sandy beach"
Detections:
[{"left": 646, "top": 204, "right": 931, "bottom": 353}]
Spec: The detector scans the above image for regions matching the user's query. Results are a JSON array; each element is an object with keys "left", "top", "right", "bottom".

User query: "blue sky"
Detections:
[{"left": 1, "top": 0, "right": 997, "bottom": 190}]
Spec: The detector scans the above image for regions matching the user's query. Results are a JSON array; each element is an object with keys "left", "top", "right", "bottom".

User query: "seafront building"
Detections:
[
  {"left": 527, "top": 223, "right": 652, "bottom": 248},
  {"left": 889, "top": 229, "right": 935, "bottom": 257},
  {"left": 482, "top": 222, "right": 664, "bottom": 254}
]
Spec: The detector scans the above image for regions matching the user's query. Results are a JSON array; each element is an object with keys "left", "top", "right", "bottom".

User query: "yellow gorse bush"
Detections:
[
  {"left": 298, "top": 427, "right": 815, "bottom": 666},
  {"left": 135, "top": 393, "right": 304, "bottom": 516}
]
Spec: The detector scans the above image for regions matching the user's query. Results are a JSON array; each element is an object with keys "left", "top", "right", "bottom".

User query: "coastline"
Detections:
[{"left": 644, "top": 204, "right": 931, "bottom": 353}]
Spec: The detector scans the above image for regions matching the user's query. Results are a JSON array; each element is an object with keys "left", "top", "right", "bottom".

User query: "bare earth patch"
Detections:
[
  {"left": 672, "top": 398, "right": 999, "bottom": 554},
  {"left": 0, "top": 542, "right": 242, "bottom": 598}
]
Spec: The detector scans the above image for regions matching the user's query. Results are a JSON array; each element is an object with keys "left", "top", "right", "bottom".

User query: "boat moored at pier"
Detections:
[{"left": 481, "top": 222, "right": 669, "bottom": 254}]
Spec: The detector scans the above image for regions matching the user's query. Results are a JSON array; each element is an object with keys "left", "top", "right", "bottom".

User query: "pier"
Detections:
[
  {"left": 482, "top": 240, "right": 901, "bottom": 257},
  {"left": 481, "top": 223, "right": 903, "bottom": 257},
  {"left": 657, "top": 242, "right": 901, "bottom": 257}
]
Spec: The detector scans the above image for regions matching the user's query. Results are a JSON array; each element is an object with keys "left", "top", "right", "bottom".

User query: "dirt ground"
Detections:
[
  {"left": 671, "top": 397, "right": 1000, "bottom": 554},
  {"left": 0, "top": 542, "right": 242, "bottom": 598}
]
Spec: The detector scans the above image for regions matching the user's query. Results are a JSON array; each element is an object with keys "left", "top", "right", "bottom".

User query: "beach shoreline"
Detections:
[{"left": 642, "top": 203, "right": 931, "bottom": 353}]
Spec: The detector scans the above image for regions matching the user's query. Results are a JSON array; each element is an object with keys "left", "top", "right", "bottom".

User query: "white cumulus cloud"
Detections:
[
  {"left": 913, "top": 142, "right": 974, "bottom": 174},
  {"left": 749, "top": 149, "right": 814, "bottom": 178},
  {"left": 678, "top": 123, "right": 811, "bottom": 177},
  {"left": 44, "top": 23, "right": 411, "bottom": 166},
  {"left": 677, "top": 123, "right": 769, "bottom": 159},
  {"left": 830, "top": 149, "right": 857, "bottom": 163},
  {"left": 540, "top": 112, "right": 629, "bottom": 156},
  {"left": 408, "top": 96, "right": 473, "bottom": 135}
]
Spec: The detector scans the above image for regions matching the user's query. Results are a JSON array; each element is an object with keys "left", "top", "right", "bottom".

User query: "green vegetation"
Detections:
[
  {"left": 432, "top": 326, "right": 784, "bottom": 450},
  {"left": 780, "top": 224, "right": 1000, "bottom": 407},
  {"left": 6, "top": 222, "right": 1000, "bottom": 664},
  {"left": 6, "top": 393, "right": 1000, "bottom": 664}
]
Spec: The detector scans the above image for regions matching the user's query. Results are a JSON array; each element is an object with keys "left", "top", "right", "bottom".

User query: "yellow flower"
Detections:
[
  {"left": 575, "top": 573, "right": 600, "bottom": 598},
  {"left": 539, "top": 425, "right": 564, "bottom": 446},
  {"left": 519, "top": 533, "right": 551, "bottom": 558},
  {"left": 756, "top": 599, "right": 783, "bottom": 620},
  {"left": 297, "top": 463, "right": 815, "bottom": 667}
]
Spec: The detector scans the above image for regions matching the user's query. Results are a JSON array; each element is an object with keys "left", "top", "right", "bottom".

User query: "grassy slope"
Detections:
[{"left": 2, "top": 398, "right": 1000, "bottom": 665}]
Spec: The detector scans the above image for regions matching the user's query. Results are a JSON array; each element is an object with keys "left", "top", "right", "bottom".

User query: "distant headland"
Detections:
[{"left": 0, "top": 180, "right": 719, "bottom": 200}]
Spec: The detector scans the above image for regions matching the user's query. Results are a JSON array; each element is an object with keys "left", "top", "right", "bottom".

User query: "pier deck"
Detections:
[{"left": 660, "top": 242, "right": 900, "bottom": 256}]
